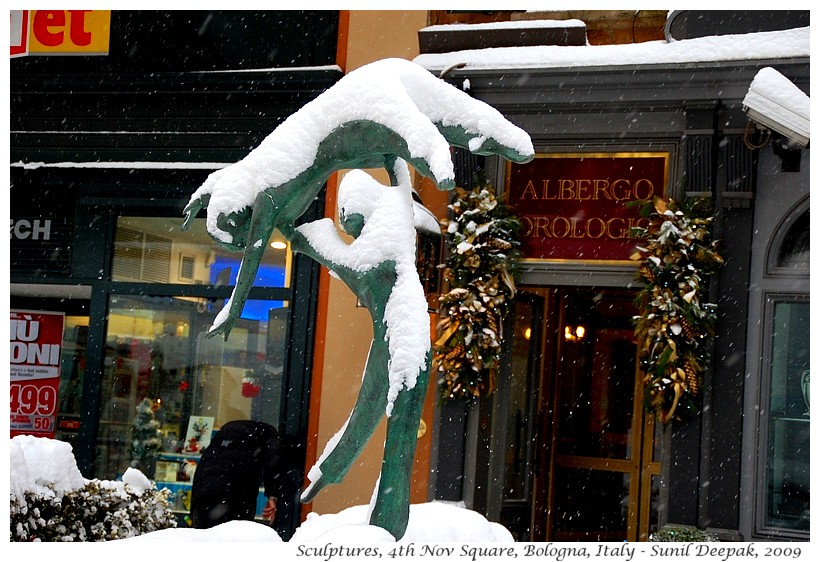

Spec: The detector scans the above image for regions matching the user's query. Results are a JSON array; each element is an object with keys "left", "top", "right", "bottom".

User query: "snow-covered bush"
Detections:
[
  {"left": 10, "top": 480, "right": 176, "bottom": 542},
  {"left": 10, "top": 435, "right": 176, "bottom": 542}
]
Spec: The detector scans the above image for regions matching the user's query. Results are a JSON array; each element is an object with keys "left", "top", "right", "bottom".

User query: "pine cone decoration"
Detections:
[
  {"left": 445, "top": 343, "right": 466, "bottom": 362},
  {"left": 685, "top": 359, "right": 699, "bottom": 395},
  {"left": 632, "top": 196, "right": 722, "bottom": 423},
  {"left": 681, "top": 317, "right": 697, "bottom": 340},
  {"left": 487, "top": 238, "right": 512, "bottom": 250},
  {"left": 486, "top": 313, "right": 498, "bottom": 336}
]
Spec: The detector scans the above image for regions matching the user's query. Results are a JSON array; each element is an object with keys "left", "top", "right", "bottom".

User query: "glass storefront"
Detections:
[
  {"left": 97, "top": 294, "right": 290, "bottom": 515},
  {"left": 7, "top": 209, "right": 304, "bottom": 524},
  {"left": 112, "top": 216, "right": 292, "bottom": 289},
  {"left": 79, "top": 215, "right": 300, "bottom": 518}
]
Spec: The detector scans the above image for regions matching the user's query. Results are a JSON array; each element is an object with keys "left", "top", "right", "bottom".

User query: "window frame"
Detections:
[
  {"left": 742, "top": 197, "right": 810, "bottom": 541},
  {"left": 753, "top": 293, "right": 810, "bottom": 539}
]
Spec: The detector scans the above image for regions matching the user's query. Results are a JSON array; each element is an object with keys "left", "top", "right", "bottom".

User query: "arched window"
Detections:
[
  {"left": 755, "top": 203, "right": 810, "bottom": 538},
  {"left": 768, "top": 208, "right": 810, "bottom": 273}
]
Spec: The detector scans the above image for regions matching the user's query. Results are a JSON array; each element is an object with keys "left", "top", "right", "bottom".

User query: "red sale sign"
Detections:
[{"left": 10, "top": 310, "right": 65, "bottom": 438}]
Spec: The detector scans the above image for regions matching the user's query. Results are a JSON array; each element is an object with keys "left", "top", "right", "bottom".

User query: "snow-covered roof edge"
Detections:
[
  {"left": 414, "top": 26, "right": 809, "bottom": 71},
  {"left": 11, "top": 161, "right": 230, "bottom": 170}
]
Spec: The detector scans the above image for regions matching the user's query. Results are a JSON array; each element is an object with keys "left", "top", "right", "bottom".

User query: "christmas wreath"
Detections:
[
  {"left": 433, "top": 182, "right": 522, "bottom": 401},
  {"left": 631, "top": 197, "right": 723, "bottom": 423}
]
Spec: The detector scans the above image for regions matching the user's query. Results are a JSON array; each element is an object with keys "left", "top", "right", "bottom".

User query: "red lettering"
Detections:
[
  {"left": 68, "top": 10, "right": 92, "bottom": 46},
  {"left": 33, "top": 11, "right": 65, "bottom": 46}
]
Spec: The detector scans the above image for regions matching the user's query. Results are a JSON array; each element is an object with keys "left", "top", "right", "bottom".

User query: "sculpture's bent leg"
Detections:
[
  {"left": 209, "top": 191, "right": 277, "bottom": 340},
  {"left": 300, "top": 338, "right": 390, "bottom": 503},
  {"left": 369, "top": 357, "right": 431, "bottom": 540}
]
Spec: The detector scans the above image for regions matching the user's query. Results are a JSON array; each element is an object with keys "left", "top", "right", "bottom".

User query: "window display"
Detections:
[{"left": 95, "top": 293, "right": 289, "bottom": 522}]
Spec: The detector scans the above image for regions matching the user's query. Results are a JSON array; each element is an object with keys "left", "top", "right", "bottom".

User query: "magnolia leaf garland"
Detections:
[
  {"left": 433, "top": 184, "right": 522, "bottom": 401},
  {"left": 631, "top": 197, "right": 723, "bottom": 423}
]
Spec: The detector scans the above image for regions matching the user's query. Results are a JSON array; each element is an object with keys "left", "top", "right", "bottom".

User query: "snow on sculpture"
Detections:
[
  {"left": 182, "top": 58, "right": 533, "bottom": 338},
  {"left": 284, "top": 161, "right": 432, "bottom": 539},
  {"left": 180, "top": 57, "right": 534, "bottom": 539}
]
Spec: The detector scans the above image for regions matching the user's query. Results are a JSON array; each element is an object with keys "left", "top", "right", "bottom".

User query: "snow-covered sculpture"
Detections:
[
  {"left": 181, "top": 57, "right": 533, "bottom": 539},
  {"left": 182, "top": 58, "right": 533, "bottom": 338},
  {"left": 285, "top": 160, "right": 434, "bottom": 538}
]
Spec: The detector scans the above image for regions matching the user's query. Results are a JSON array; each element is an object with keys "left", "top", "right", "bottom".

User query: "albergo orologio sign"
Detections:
[
  {"left": 507, "top": 153, "right": 669, "bottom": 262},
  {"left": 10, "top": 310, "right": 65, "bottom": 438}
]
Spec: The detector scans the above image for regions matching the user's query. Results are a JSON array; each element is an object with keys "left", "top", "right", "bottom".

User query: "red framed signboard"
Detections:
[
  {"left": 506, "top": 152, "right": 669, "bottom": 262},
  {"left": 10, "top": 310, "right": 65, "bottom": 438}
]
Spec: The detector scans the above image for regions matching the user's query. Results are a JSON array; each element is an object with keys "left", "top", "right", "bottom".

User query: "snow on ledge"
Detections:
[{"left": 414, "top": 26, "right": 810, "bottom": 71}]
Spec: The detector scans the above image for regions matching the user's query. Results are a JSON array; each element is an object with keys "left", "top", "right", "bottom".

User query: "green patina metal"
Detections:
[
  {"left": 182, "top": 84, "right": 532, "bottom": 539},
  {"left": 182, "top": 120, "right": 530, "bottom": 339},
  {"left": 283, "top": 212, "right": 426, "bottom": 538}
]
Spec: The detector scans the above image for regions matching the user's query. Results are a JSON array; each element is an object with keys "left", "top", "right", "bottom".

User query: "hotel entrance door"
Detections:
[
  {"left": 545, "top": 289, "right": 660, "bottom": 541},
  {"left": 499, "top": 288, "right": 661, "bottom": 541}
]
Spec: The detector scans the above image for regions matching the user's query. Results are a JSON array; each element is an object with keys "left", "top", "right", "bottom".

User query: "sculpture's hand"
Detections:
[{"left": 182, "top": 167, "right": 256, "bottom": 252}]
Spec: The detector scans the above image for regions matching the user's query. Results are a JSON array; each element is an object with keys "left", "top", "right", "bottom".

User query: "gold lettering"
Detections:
[
  {"left": 542, "top": 179, "right": 556, "bottom": 200},
  {"left": 628, "top": 217, "right": 649, "bottom": 237},
  {"left": 586, "top": 217, "right": 606, "bottom": 238},
  {"left": 593, "top": 179, "right": 611, "bottom": 200},
  {"left": 520, "top": 181, "right": 538, "bottom": 200},
  {"left": 520, "top": 216, "right": 534, "bottom": 237},
  {"left": 552, "top": 217, "right": 571, "bottom": 238},
  {"left": 611, "top": 179, "right": 631, "bottom": 201},
  {"left": 521, "top": 215, "right": 652, "bottom": 242},
  {"left": 559, "top": 179, "right": 575, "bottom": 200},
  {"left": 633, "top": 178, "right": 654, "bottom": 201},
  {"left": 533, "top": 216, "right": 551, "bottom": 238},
  {"left": 606, "top": 217, "right": 628, "bottom": 239},
  {"left": 576, "top": 179, "right": 592, "bottom": 200}
]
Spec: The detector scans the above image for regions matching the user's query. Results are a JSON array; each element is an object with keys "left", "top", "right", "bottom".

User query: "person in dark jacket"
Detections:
[{"left": 189, "top": 419, "right": 283, "bottom": 529}]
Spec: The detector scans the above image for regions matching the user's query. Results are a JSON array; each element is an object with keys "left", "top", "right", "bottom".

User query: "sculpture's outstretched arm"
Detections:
[
  {"left": 300, "top": 332, "right": 391, "bottom": 503},
  {"left": 183, "top": 59, "right": 534, "bottom": 340}
]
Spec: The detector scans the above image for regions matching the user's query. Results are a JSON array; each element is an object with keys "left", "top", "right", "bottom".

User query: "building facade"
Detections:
[
  {"left": 415, "top": 10, "right": 810, "bottom": 542},
  {"left": 10, "top": 10, "right": 341, "bottom": 538},
  {"left": 10, "top": 10, "right": 810, "bottom": 543}
]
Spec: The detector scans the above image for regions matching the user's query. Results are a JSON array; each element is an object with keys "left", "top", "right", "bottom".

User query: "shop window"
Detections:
[
  {"left": 774, "top": 211, "right": 810, "bottom": 271},
  {"left": 55, "top": 316, "right": 90, "bottom": 448},
  {"left": 112, "top": 216, "right": 292, "bottom": 288},
  {"left": 96, "top": 294, "right": 290, "bottom": 518}
]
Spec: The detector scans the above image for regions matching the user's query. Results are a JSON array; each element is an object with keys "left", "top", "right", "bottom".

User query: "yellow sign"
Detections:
[{"left": 24, "top": 10, "right": 110, "bottom": 55}]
